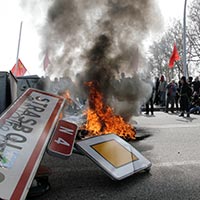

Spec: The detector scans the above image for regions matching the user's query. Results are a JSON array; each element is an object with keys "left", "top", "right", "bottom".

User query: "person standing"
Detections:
[
  {"left": 192, "top": 76, "right": 200, "bottom": 95},
  {"left": 166, "top": 79, "right": 177, "bottom": 113},
  {"left": 154, "top": 77, "right": 160, "bottom": 105},
  {"left": 175, "top": 81, "right": 181, "bottom": 112},
  {"left": 145, "top": 88, "right": 155, "bottom": 115},
  {"left": 179, "top": 76, "right": 192, "bottom": 117},
  {"left": 158, "top": 75, "right": 167, "bottom": 107}
]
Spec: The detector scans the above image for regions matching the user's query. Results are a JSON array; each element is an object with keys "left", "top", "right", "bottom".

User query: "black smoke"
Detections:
[{"left": 21, "top": 0, "right": 162, "bottom": 120}]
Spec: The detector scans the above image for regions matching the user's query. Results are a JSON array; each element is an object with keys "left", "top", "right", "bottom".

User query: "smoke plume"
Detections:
[{"left": 21, "top": 0, "right": 162, "bottom": 120}]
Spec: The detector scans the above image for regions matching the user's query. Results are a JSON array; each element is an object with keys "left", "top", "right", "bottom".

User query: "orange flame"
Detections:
[
  {"left": 62, "top": 90, "right": 73, "bottom": 104},
  {"left": 82, "top": 81, "right": 136, "bottom": 140}
]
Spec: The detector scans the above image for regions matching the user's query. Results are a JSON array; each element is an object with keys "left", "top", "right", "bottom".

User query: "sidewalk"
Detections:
[{"left": 131, "top": 111, "right": 200, "bottom": 129}]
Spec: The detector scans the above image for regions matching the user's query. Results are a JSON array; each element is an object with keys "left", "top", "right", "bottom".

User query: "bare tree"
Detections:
[
  {"left": 148, "top": 20, "right": 183, "bottom": 81},
  {"left": 187, "top": 0, "right": 200, "bottom": 70},
  {"left": 148, "top": 0, "right": 200, "bottom": 79}
]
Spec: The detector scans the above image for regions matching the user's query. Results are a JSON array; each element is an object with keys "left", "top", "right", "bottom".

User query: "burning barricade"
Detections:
[
  {"left": 0, "top": 85, "right": 151, "bottom": 199},
  {"left": 63, "top": 81, "right": 136, "bottom": 140},
  {"left": 47, "top": 85, "right": 151, "bottom": 181},
  {"left": 47, "top": 81, "right": 151, "bottom": 180}
]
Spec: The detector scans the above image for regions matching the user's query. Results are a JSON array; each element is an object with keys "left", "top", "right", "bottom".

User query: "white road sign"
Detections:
[{"left": 0, "top": 88, "right": 65, "bottom": 200}]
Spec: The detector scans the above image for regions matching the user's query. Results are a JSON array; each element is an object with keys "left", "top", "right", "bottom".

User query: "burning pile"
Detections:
[
  {"left": 31, "top": 0, "right": 162, "bottom": 139},
  {"left": 81, "top": 81, "right": 136, "bottom": 140},
  {"left": 61, "top": 81, "right": 136, "bottom": 140}
]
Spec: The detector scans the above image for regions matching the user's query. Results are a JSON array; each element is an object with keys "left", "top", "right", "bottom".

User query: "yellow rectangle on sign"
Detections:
[{"left": 91, "top": 140, "right": 138, "bottom": 168}]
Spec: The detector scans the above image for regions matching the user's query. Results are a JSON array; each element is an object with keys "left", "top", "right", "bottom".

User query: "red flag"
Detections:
[
  {"left": 43, "top": 51, "right": 51, "bottom": 71},
  {"left": 168, "top": 44, "right": 180, "bottom": 68},
  {"left": 11, "top": 59, "right": 27, "bottom": 77}
]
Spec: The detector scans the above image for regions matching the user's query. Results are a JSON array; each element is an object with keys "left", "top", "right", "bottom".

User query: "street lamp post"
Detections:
[{"left": 183, "top": 0, "right": 188, "bottom": 78}]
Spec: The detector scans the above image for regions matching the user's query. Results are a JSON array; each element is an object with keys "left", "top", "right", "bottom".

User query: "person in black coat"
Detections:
[
  {"left": 179, "top": 76, "right": 192, "bottom": 117},
  {"left": 145, "top": 82, "right": 155, "bottom": 115},
  {"left": 154, "top": 77, "right": 160, "bottom": 105}
]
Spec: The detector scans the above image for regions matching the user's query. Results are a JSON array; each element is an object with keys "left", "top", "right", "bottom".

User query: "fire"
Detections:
[
  {"left": 62, "top": 90, "right": 73, "bottom": 104},
  {"left": 60, "top": 83, "right": 136, "bottom": 140},
  {"left": 59, "top": 90, "right": 74, "bottom": 119},
  {"left": 82, "top": 81, "right": 136, "bottom": 140}
]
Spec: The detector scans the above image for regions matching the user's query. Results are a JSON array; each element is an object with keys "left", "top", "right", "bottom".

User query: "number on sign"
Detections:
[
  {"left": 54, "top": 137, "right": 70, "bottom": 147},
  {"left": 59, "top": 126, "right": 73, "bottom": 135}
]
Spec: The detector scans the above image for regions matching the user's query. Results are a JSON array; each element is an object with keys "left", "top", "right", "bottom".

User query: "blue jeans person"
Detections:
[{"left": 160, "top": 91, "right": 166, "bottom": 106}]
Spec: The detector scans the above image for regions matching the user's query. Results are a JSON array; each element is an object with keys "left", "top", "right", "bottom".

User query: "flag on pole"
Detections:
[
  {"left": 43, "top": 51, "right": 51, "bottom": 71},
  {"left": 168, "top": 44, "right": 180, "bottom": 68},
  {"left": 11, "top": 59, "right": 27, "bottom": 77}
]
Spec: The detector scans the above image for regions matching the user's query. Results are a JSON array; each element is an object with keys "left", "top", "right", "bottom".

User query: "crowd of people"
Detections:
[
  {"left": 145, "top": 74, "right": 200, "bottom": 117},
  {"left": 36, "top": 73, "right": 200, "bottom": 118}
]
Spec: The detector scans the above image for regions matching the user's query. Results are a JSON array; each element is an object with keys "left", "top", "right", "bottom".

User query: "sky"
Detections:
[{"left": 0, "top": 0, "right": 186, "bottom": 77}]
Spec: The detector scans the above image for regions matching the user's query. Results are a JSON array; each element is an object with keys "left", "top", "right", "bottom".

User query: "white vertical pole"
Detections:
[
  {"left": 14, "top": 21, "right": 23, "bottom": 76},
  {"left": 183, "top": 0, "right": 188, "bottom": 78}
]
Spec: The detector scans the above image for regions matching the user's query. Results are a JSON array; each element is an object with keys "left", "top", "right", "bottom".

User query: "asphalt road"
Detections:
[{"left": 30, "top": 112, "right": 200, "bottom": 200}]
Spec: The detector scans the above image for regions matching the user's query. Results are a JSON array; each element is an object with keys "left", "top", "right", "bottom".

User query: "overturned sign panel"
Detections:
[
  {"left": 0, "top": 88, "right": 65, "bottom": 200},
  {"left": 76, "top": 134, "right": 152, "bottom": 180},
  {"left": 48, "top": 120, "right": 78, "bottom": 159}
]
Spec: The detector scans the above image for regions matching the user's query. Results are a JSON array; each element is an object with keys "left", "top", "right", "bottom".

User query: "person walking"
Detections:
[{"left": 179, "top": 76, "right": 192, "bottom": 117}]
